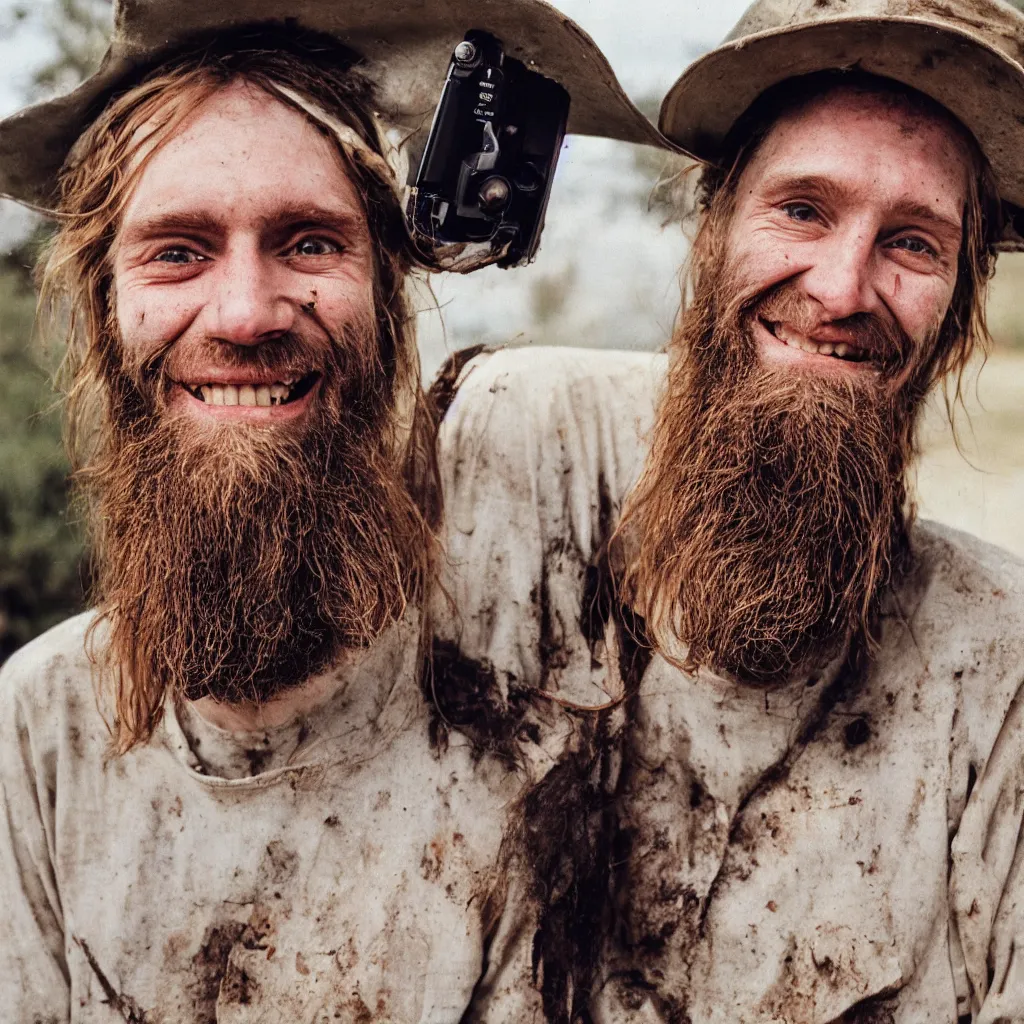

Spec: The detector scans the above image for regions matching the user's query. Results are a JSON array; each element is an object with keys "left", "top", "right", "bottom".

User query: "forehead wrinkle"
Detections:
[
  {"left": 745, "top": 103, "right": 970, "bottom": 232},
  {"left": 119, "top": 85, "right": 366, "bottom": 244}
]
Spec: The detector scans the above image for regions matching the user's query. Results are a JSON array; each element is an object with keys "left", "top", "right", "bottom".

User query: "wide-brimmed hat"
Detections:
[
  {"left": 0, "top": 0, "right": 670, "bottom": 210},
  {"left": 660, "top": 0, "right": 1024, "bottom": 249}
]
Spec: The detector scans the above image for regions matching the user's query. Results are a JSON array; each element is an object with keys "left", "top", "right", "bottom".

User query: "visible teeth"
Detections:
[
  {"left": 190, "top": 379, "right": 305, "bottom": 408},
  {"left": 776, "top": 324, "right": 817, "bottom": 352},
  {"left": 769, "top": 320, "right": 868, "bottom": 363}
]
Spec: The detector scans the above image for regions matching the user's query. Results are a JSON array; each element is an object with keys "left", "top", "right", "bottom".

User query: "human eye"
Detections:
[
  {"left": 781, "top": 201, "right": 819, "bottom": 223},
  {"left": 153, "top": 247, "right": 204, "bottom": 265},
  {"left": 286, "top": 236, "right": 343, "bottom": 258},
  {"left": 888, "top": 235, "right": 937, "bottom": 258}
]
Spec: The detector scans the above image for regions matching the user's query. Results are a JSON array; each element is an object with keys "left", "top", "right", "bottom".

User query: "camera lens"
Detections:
[
  {"left": 478, "top": 176, "right": 512, "bottom": 210},
  {"left": 454, "top": 41, "right": 478, "bottom": 64},
  {"left": 513, "top": 162, "right": 544, "bottom": 193}
]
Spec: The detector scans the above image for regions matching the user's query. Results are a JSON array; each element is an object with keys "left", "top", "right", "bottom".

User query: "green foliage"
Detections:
[
  {"left": 0, "top": 266, "right": 86, "bottom": 661},
  {"left": 0, "top": 0, "right": 106, "bottom": 661}
]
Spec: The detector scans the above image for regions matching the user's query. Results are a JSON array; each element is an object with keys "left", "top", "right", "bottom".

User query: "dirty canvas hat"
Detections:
[
  {"left": 660, "top": 0, "right": 1024, "bottom": 249},
  {"left": 0, "top": 0, "right": 669, "bottom": 210}
]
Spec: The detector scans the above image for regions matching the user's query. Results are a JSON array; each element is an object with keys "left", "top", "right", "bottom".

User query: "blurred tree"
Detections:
[
  {"left": 0, "top": 265, "right": 85, "bottom": 661},
  {"left": 0, "top": 0, "right": 111, "bottom": 661},
  {"left": 530, "top": 262, "right": 578, "bottom": 329}
]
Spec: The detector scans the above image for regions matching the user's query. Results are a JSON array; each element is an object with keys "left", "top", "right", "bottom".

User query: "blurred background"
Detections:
[{"left": 1, "top": 0, "right": 1022, "bottom": 662}]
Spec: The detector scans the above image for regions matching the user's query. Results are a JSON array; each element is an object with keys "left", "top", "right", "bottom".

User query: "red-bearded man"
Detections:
[
  {"left": 0, "top": 2, "right": 666, "bottom": 1020},
  {"left": 431, "top": 0, "right": 1024, "bottom": 1020}
]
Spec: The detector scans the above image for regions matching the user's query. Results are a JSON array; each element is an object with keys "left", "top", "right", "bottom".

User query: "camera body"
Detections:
[{"left": 408, "top": 30, "right": 570, "bottom": 270}]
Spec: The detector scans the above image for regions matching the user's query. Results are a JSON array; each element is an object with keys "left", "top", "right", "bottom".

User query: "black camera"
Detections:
[{"left": 408, "top": 30, "right": 570, "bottom": 270}]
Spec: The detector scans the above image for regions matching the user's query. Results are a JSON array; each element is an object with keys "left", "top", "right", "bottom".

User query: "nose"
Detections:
[
  {"left": 204, "top": 242, "right": 295, "bottom": 347},
  {"left": 797, "top": 220, "right": 881, "bottom": 322}
]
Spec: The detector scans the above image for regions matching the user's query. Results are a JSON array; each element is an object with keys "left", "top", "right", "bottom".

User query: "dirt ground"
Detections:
[{"left": 916, "top": 349, "right": 1024, "bottom": 558}]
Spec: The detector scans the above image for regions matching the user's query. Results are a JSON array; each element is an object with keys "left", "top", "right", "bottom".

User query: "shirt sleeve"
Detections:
[
  {"left": 431, "top": 345, "right": 659, "bottom": 712},
  {"left": 951, "top": 678, "right": 1024, "bottom": 1022},
  {"left": 0, "top": 655, "right": 70, "bottom": 1021},
  {"left": 462, "top": 868, "right": 547, "bottom": 1023},
  {"left": 432, "top": 345, "right": 661, "bottom": 1020}
]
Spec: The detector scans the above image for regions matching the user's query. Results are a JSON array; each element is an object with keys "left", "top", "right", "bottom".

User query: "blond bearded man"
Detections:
[
  {"left": 0, "top": 2, "right": 667, "bottom": 1019},
  {"left": 431, "top": 0, "right": 1024, "bottom": 1020}
]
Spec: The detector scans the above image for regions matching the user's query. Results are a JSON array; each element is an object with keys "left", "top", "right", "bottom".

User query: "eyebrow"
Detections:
[
  {"left": 757, "top": 173, "right": 963, "bottom": 238},
  {"left": 119, "top": 203, "right": 366, "bottom": 245},
  {"left": 259, "top": 203, "right": 367, "bottom": 240},
  {"left": 888, "top": 199, "right": 963, "bottom": 238}
]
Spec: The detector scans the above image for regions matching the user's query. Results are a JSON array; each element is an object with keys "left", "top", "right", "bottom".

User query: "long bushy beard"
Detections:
[
  {"left": 622, "top": 245, "right": 928, "bottom": 683},
  {"left": 84, "top": 322, "right": 432, "bottom": 745}
]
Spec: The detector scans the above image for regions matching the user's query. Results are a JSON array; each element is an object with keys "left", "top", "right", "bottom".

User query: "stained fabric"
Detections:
[
  {"left": 435, "top": 345, "right": 1024, "bottom": 1023},
  {"left": 0, "top": 609, "right": 526, "bottom": 1022}
]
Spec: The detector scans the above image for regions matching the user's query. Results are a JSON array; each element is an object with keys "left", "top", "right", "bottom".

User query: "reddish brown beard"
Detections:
[
  {"left": 620, "top": 253, "right": 929, "bottom": 684},
  {"left": 82, "top": 321, "right": 432, "bottom": 744}
]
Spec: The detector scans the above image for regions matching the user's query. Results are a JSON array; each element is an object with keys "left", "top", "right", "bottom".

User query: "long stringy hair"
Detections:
[
  {"left": 37, "top": 28, "right": 443, "bottom": 751},
  {"left": 502, "top": 71, "right": 1004, "bottom": 1024}
]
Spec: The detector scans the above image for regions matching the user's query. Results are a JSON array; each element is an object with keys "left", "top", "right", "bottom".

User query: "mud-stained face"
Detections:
[
  {"left": 90, "top": 79, "right": 430, "bottom": 737},
  {"left": 617, "top": 83, "right": 976, "bottom": 684},
  {"left": 113, "top": 79, "right": 376, "bottom": 425},
  {"left": 726, "top": 85, "right": 970, "bottom": 378}
]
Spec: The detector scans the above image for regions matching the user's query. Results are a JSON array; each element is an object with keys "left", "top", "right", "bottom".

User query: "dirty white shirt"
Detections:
[
  {"left": 434, "top": 346, "right": 1024, "bottom": 1023},
  {"left": 0, "top": 607, "right": 526, "bottom": 1023}
]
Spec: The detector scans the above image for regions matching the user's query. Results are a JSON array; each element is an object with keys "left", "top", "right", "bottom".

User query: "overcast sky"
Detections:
[{"left": 538, "top": 0, "right": 749, "bottom": 96}]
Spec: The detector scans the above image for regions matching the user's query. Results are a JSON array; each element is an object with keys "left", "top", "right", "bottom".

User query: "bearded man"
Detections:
[
  {"left": 0, "top": 1, "right": 665, "bottom": 1019},
  {"left": 430, "top": 0, "right": 1024, "bottom": 1020}
]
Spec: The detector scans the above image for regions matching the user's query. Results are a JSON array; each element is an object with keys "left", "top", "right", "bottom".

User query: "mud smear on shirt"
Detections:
[
  {"left": 615, "top": 637, "right": 892, "bottom": 1023},
  {"left": 74, "top": 937, "right": 149, "bottom": 1023},
  {"left": 422, "top": 346, "right": 542, "bottom": 760},
  {"left": 422, "top": 638, "right": 536, "bottom": 761},
  {"left": 185, "top": 843, "right": 296, "bottom": 1019},
  {"left": 190, "top": 905, "right": 273, "bottom": 1019},
  {"left": 525, "top": 498, "right": 892, "bottom": 1022},
  {"left": 503, "top": 473, "right": 657, "bottom": 1022}
]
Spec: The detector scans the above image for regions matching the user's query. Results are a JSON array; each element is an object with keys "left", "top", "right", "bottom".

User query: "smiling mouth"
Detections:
[
  {"left": 761, "top": 319, "right": 872, "bottom": 364},
  {"left": 181, "top": 373, "right": 320, "bottom": 407}
]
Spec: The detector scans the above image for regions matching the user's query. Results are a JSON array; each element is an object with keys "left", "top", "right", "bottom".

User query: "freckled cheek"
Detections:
[
  {"left": 316, "top": 280, "right": 377, "bottom": 336},
  {"left": 725, "top": 232, "right": 798, "bottom": 293},
  {"left": 114, "top": 282, "right": 201, "bottom": 366},
  {"left": 888, "top": 279, "right": 956, "bottom": 346}
]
